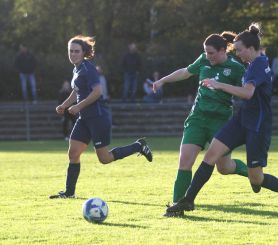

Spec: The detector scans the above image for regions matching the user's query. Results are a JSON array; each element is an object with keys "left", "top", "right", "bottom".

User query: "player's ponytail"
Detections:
[
  {"left": 249, "top": 23, "right": 261, "bottom": 36},
  {"left": 221, "top": 31, "right": 237, "bottom": 52}
]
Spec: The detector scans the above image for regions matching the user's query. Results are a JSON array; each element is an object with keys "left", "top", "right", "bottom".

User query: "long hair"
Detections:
[{"left": 68, "top": 35, "right": 95, "bottom": 59}]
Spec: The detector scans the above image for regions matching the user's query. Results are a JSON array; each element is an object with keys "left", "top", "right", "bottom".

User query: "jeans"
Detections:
[
  {"left": 122, "top": 72, "right": 138, "bottom": 102},
  {"left": 143, "top": 90, "right": 162, "bottom": 103},
  {"left": 19, "top": 73, "right": 37, "bottom": 101}
]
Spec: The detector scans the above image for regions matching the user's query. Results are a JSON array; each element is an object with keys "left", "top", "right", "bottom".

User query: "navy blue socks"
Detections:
[
  {"left": 111, "top": 142, "right": 141, "bottom": 160},
  {"left": 66, "top": 163, "right": 80, "bottom": 195},
  {"left": 185, "top": 161, "right": 214, "bottom": 202},
  {"left": 262, "top": 174, "right": 278, "bottom": 192}
]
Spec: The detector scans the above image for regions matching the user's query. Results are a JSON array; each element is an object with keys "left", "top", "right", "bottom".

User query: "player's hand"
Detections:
[
  {"left": 202, "top": 78, "right": 220, "bottom": 90},
  {"left": 68, "top": 104, "right": 80, "bottom": 115},
  {"left": 153, "top": 80, "right": 163, "bottom": 93},
  {"left": 56, "top": 105, "right": 66, "bottom": 114}
]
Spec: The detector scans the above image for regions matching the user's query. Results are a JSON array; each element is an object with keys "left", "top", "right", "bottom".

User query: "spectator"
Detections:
[
  {"left": 96, "top": 66, "right": 110, "bottom": 102},
  {"left": 121, "top": 43, "right": 142, "bottom": 102},
  {"left": 271, "top": 56, "right": 278, "bottom": 94},
  {"left": 143, "top": 71, "right": 162, "bottom": 103},
  {"left": 14, "top": 44, "right": 38, "bottom": 103},
  {"left": 58, "top": 80, "right": 76, "bottom": 140}
]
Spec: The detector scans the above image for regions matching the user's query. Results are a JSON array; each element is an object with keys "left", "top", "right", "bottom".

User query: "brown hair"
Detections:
[
  {"left": 204, "top": 31, "right": 236, "bottom": 52},
  {"left": 234, "top": 23, "right": 261, "bottom": 51},
  {"left": 68, "top": 35, "right": 95, "bottom": 59}
]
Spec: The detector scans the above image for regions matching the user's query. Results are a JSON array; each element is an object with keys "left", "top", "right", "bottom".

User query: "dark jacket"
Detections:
[
  {"left": 122, "top": 52, "right": 141, "bottom": 74},
  {"left": 15, "top": 52, "right": 36, "bottom": 74}
]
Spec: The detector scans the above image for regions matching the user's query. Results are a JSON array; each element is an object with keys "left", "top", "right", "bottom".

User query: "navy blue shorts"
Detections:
[
  {"left": 215, "top": 115, "right": 271, "bottom": 168},
  {"left": 70, "top": 112, "right": 112, "bottom": 149}
]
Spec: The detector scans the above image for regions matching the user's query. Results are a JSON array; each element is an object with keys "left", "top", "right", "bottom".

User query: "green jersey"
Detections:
[{"left": 187, "top": 53, "right": 245, "bottom": 120}]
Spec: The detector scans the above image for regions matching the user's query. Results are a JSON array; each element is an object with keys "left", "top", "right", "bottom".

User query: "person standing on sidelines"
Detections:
[
  {"left": 49, "top": 35, "right": 152, "bottom": 199},
  {"left": 121, "top": 43, "right": 141, "bottom": 102},
  {"left": 167, "top": 23, "right": 278, "bottom": 215},
  {"left": 14, "top": 44, "right": 38, "bottom": 103},
  {"left": 153, "top": 32, "right": 247, "bottom": 217}
]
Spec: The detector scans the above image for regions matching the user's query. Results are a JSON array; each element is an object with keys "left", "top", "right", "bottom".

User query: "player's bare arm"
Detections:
[
  {"left": 203, "top": 79, "right": 255, "bottom": 99},
  {"left": 68, "top": 85, "right": 102, "bottom": 115},
  {"left": 153, "top": 68, "right": 192, "bottom": 92},
  {"left": 56, "top": 90, "right": 77, "bottom": 114}
]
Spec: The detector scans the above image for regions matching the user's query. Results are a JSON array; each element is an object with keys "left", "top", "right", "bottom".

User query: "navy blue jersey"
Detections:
[
  {"left": 71, "top": 59, "right": 105, "bottom": 118},
  {"left": 239, "top": 55, "right": 272, "bottom": 132}
]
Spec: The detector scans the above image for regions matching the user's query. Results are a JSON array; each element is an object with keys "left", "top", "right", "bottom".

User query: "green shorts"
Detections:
[{"left": 182, "top": 112, "right": 228, "bottom": 150}]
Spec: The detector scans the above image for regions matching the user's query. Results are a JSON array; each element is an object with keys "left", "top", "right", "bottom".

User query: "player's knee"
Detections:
[
  {"left": 204, "top": 148, "right": 219, "bottom": 163},
  {"left": 68, "top": 149, "right": 81, "bottom": 161},
  {"left": 98, "top": 156, "right": 111, "bottom": 164},
  {"left": 179, "top": 160, "right": 193, "bottom": 170},
  {"left": 248, "top": 174, "right": 263, "bottom": 185},
  {"left": 216, "top": 165, "right": 229, "bottom": 175},
  {"left": 248, "top": 168, "right": 264, "bottom": 185},
  {"left": 179, "top": 155, "right": 195, "bottom": 170}
]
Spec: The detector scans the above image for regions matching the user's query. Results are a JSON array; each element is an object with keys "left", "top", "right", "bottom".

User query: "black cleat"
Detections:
[
  {"left": 166, "top": 197, "right": 194, "bottom": 213},
  {"left": 49, "top": 191, "right": 76, "bottom": 199},
  {"left": 163, "top": 211, "right": 184, "bottom": 217},
  {"left": 251, "top": 184, "right": 261, "bottom": 193},
  {"left": 136, "top": 138, "right": 153, "bottom": 162},
  {"left": 163, "top": 203, "right": 184, "bottom": 217}
]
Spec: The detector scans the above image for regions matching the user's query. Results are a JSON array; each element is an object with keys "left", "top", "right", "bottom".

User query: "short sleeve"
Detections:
[
  {"left": 187, "top": 54, "right": 204, "bottom": 75},
  {"left": 245, "top": 60, "right": 266, "bottom": 87},
  {"left": 86, "top": 65, "right": 100, "bottom": 89}
]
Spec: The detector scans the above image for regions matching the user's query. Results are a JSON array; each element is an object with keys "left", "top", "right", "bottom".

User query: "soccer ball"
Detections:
[{"left": 82, "top": 197, "right": 108, "bottom": 223}]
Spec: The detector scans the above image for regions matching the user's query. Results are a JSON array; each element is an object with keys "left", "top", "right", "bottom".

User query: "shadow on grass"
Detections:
[
  {"left": 177, "top": 214, "right": 269, "bottom": 225},
  {"left": 200, "top": 203, "right": 278, "bottom": 217},
  {"left": 98, "top": 222, "right": 148, "bottom": 229},
  {"left": 108, "top": 200, "right": 164, "bottom": 207}
]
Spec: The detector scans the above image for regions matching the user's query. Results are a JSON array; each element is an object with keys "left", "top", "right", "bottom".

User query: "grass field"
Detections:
[{"left": 1, "top": 137, "right": 278, "bottom": 245}]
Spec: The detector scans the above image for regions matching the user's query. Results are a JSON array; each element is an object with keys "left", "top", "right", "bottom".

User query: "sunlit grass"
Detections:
[{"left": 1, "top": 137, "right": 278, "bottom": 244}]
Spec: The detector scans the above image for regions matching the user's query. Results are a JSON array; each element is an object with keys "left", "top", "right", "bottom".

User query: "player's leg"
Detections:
[
  {"left": 167, "top": 116, "right": 245, "bottom": 213},
  {"left": 95, "top": 138, "right": 152, "bottom": 164},
  {"left": 209, "top": 117, "right": 248, "bottom": 177},
  {"left": 173, "top": 144, "right": 201, "bottom": 203},
  {"left": 164, "top": 117, "right": 206, "bottom": 217},
  {"left": 49, "top": 119, "right": 89, "bottom": 199},
  {"left": 246, "top": 130, "right": 278, "bottom": 193},
  {"left": 216, "top": 155, "right": 248, "bottom": 177},
  {"left": 66, "top": 139, "right": 87, "bottom": 194},
  {"left": 49, "top": 139, "right": 87, "bottom": 199},
  {"left": 91, "top": 112, "right": 152, "bottom": 163},
  {"left": 167, "top": 138, "right": 230, "bottom": 213},
  {"left": 164, "top": 144, "right": 200, "bottom": 217},
  {"left": 249, "top": 167, "right": 278, "bottom": 193},
  {"left": 171, "top": 116, "right": 208, "bottom": 204}
]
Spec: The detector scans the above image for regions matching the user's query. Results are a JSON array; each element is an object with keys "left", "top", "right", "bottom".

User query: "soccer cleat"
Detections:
[
  {"left": 49, "top": 191, "right": 76, "bottom": 199},
  {"left": 163, "top": 203, "right": 184, "bottom": 217},
  {"left": 136, "top": 138, "right": 153, "bottom": 162},
  {"left": 251, "top": 184, "right": 261, "bottom": 193},
  {"left": 166, "top": 197, "right": 194, "bottom": 213}
]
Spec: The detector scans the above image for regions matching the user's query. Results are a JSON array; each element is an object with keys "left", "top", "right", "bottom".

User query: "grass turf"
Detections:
[{"left": 0, "top": 137, "right": 278, "bottom": 244}]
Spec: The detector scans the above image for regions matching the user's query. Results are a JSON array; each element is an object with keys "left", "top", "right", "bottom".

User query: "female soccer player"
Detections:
[
  {"left": 153, "top": 32, "right": 247, "bottom": 216},
  {"left": 49, "top": 35, "right": 152, "bottom": 199},
  {"left": 167, "top": 23, "right": 278, "bottom": 214}
]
